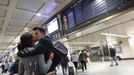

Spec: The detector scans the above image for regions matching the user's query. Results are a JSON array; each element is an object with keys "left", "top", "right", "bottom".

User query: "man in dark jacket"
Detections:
[
  {"left": 18, "top": 27, "right": 62, "bottom": 74},
  {"left": 1, "top": 63, "right": 5, "bottom": 73},
  {"left": 110, "top": 48, "right": 119, "bottom": 66},
  {"left": 61, "top": 56, "right": 69, "bottom": 75}
]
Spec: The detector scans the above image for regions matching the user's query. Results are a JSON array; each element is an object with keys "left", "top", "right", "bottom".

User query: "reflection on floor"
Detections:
[{"left": 77, "top": 60, "right": 134, "bottom": 75}]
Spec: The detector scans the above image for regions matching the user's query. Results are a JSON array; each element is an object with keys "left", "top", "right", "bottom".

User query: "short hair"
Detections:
[{"left": 33, "top": 27, "right": 46, "bottom": 34}]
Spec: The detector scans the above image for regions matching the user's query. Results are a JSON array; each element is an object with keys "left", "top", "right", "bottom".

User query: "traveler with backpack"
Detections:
[{"left": 17, "top": 32, "right": 54, "bottom": 75}]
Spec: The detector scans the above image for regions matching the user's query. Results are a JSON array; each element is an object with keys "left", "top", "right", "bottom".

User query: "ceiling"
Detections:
[
  {"left": 0, "top": 0, "right": 72, "bottom": 55},
  {"left": 62, "top": 8, "right": 134, "bottom": 51}
]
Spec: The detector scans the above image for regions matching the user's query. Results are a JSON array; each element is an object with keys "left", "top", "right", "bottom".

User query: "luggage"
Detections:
[
  {"left": 68, "top": 62, "right": 76, "bottom": 75},
  {"left": 68, "top": 67, "right": 74, "bottom": 75},
  {"left": 116, "top": 56, "right": 122, "bottom": 61}
]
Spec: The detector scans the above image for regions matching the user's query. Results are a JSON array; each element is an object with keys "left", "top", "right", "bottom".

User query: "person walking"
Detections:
[
  {"left": 4, "top": 61, "right": 9, "bottom": 73},
  {"left": 79, "top": 50, "right": 88, "bottom": 71},
  {"left": 1, "top": 63, "right": 5, "bottom": 73},
  {"left": 109, "top": 47, "right": 119, "bottom": 66},
  {"left": 71, "top": 53, "right": 79, "bottom": 71},
  {"left": 61, "top": 56, "right": 69, "bottom": 75}
]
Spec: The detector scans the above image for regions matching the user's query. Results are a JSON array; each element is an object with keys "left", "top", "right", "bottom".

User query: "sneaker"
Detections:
[
  {"left": 110, "top": 65, "right": 113, "bottom": 67},
  {"left": 115, "top": 63, "right": 119, "bottom": 66}
]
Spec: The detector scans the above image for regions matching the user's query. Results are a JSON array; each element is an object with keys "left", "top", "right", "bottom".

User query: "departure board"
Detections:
[
  {"left": 60, "top": 0, "right": 134, "bottom": 34},
  {"left": 82, "top": 0, "right": 93, "bottom": 21},
  {"left": 67, "top": 10, "right": 75, "bottom": 29},
  {"left": 106, "top": 0, "right": 123, "bottom": 11},
  {"left": 74, "top": 3, "right": 83, "bottom": 25},
  {"left": 92, "top": 0, "right": 107, "bottom": 16}
]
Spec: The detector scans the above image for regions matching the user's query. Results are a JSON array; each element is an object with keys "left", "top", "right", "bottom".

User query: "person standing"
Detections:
[
  {"left": 71, "top": 53, "right": 79, "bottom": 71},
  {"left": 1, "top": 63, "right": 5, "bottom": 73},
  {"left": 109, "top": 47, "right": 119, "bottom": 66},
  {"left": 18, "top": 27, "right": 63, "bottom": 75},
  {"left": 4, "top": 61, "right": 8, "bottom": 73},
  {"left": 61, "top": 56, "right": 69, "bottom": 75},
  {"left": 17, "top": 32, "right": 37, "bottom": 75},
  {"left": 18, "top": 32, "right": 54, "bottom": 75},
  {"left": 79, "top": 50, "right": 88, "bottom": 71}
]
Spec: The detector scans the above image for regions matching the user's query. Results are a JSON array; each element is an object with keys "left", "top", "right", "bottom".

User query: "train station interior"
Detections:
[{"left": 0, "top": 0, "right": 134, "bottom": 75}]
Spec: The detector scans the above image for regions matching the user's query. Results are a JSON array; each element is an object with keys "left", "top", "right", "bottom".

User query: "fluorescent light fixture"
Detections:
[
  {"left": 24, "top": 28, "right": 28, "bottom": 30},
  {"left": 76, "top": 32, "right": 82, "bottom": 37},
  {"left": 96, "top": 0, "right": 104, "bottom": 3},
  {"left": 63, "top": 38, "right": 68, "bottom": 41},
  {"left": 36, "top": 13, "right": 41, "bottom": 16},
  {"left": 4, "top": 50, "right": 9, "bottom": 53},
  {"left": 101, "top": 33, "right": 128, "bottom": 38},
  {"left": 129, "top": 38, "right": 134, "bottom": 47},
  {"left": 103, "top": 16, "right": 113, "bottom": 21},
  {"left": 24, "top": 28, "right": 29, "bottom": 32},
  {"left": 70, "top": 42, "right": 100, "bottom": 45}
]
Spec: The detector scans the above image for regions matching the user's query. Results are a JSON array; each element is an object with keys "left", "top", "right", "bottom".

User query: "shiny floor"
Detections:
[
  {"left": 1, "top": 60, "right": 134, "bottom": 75},
  {"left": 57, "top": 60, "right": 134, "bottom": 75}
]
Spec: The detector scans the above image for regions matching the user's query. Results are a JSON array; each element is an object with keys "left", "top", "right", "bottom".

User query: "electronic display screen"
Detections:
[{"left": 47, "top": 18, "right": 59, "bottom": 34}]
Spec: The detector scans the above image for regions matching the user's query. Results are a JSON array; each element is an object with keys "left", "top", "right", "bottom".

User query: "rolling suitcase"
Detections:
[{"left": 68, "top": 66, "right": 74, "bottom": 75}]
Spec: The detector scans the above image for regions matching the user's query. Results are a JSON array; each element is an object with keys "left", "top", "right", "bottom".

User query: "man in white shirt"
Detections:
[{"left": 71, "top": 53, "right": 79, "bottom": 71}]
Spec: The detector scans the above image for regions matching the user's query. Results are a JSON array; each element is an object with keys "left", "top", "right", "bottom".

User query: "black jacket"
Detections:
[
  {"left": 110, "top": 48, "right": 116, "bottom": 57},
  {"left": 18, "top": 36, "right": 62, "bottom": 73}
]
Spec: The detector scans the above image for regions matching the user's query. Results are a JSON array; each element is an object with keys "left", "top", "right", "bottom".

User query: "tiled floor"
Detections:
[{"left": 1, "top": 60, "right": 134, "bottom": 75}]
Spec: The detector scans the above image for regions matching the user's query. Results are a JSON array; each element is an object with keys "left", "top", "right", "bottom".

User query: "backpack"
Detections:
[
  {"left": 53, "top": 41, "right": 68, "bottom": 58},
  {"left": 47, "top": 41, "right": 68, "bottom": 72}
]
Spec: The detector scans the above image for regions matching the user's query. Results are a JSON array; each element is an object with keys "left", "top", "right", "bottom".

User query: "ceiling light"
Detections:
[
  {"left": 24, "top": 28, "right": 29, "bottom": 32},
  {"left": 96, "top": 0, "right": 104, "bottom": 3},
  {"left": 131, "top": 33, "right": 134, "bottom": 36},
  {"left": 70, "top": 42, "right": 100, "bottom": 45},
  {"left": 36, "top": 13, "right": 41, "bottom": 16},
  {"left": 63, "top": 38, "right": 68, "bottom": 41},
  {"left": 76, "top": 32, "right": 82, "bottom": 37},
  {"left": 24, "top": 28, "right": 28, "bottom": 30},
  {"left": 101, "top": 33, "right": 128, "bottom": 38}
]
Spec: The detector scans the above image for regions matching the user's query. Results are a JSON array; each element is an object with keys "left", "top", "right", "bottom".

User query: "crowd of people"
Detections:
[
  {"left": 71, "top": 50, "right": 89, "bottom": 72},
  {"left": 58, "top": 50, "right": 90, "bottom": 75}
]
